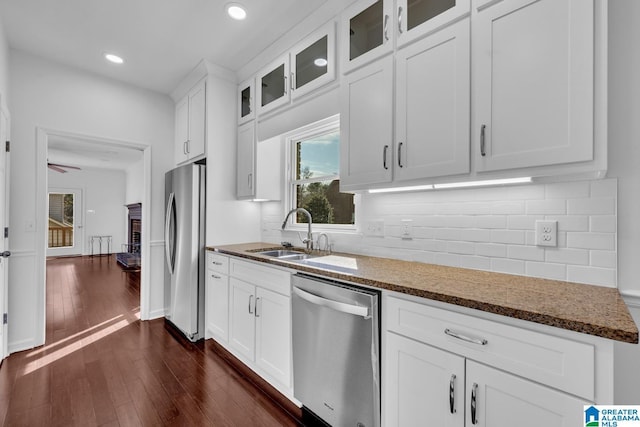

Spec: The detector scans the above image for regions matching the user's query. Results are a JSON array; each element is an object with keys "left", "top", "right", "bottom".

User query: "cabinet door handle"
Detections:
[
  {"left": 183, "top": 140, "right": 188, "bottom": 155},
  {"left": 480, "top": 124, "right": 486, "bottom": 157},
  {"left": 444, "top": 328, "right": 488, "bottom": 346},
  {"left": 290, "top": 72, "right": 295, "bottom": 91},
  {"left": 397, "top": 142, "right": 404, "bottom": 168},
  {"left": 248, "top": 295, "right": 254, "bottom": 314},
  {"left": 383, "top": 14, "right": 390, "bottom": 41},
  {"left": 398, "top": 6, "right": 403, "bottom": 34},
  {"left": 248, "top": 173, "right": 253, "bottom": 190},
  {"left": 383, "top": 145, "right": 389, "bottom": 170},
  {"left": 255, "top": 297, "right": 261, "bottom": 317},
  {"left": 284, "top": 75, "right": 288, "bottom": 95},
  {"left": 471, "top": 383, "right": 478, "bottom": 424},
  {"left": 249, "top": 96, "right": 253, "bottom": 113},
  {"left": 449, "top": 374, "right": 456, "bottom": 414}
]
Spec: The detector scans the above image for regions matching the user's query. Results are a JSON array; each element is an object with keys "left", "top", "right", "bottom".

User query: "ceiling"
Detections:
[
  {"left": 0, "top": 0, "right": 329, "bottom": 94},
  {"left": 47, "top": 134, "right": 143, "bottom": 172}
]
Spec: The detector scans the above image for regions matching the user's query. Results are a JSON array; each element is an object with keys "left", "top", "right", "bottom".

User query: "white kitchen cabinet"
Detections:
[
  {"left": 174, "top": 78, "right": 206, "bottom": 165},
  {"left": 238, "top": 78, "right": 255, "bottom": 125},
  {"left": 395, "top": 17, "right": 470, "bottom": 181},
  {"left": 473, "top": 0, "right": 595, "bottom": 172},
  {"left": 236, "top": 121, "right": 255, "bottom": 199},
  {"left": 384, "top": 294, "right": 602, "bottom": 427},
  {"left": 290, "top": 22, "right": 336, "bottom": 101},
  {"left": 257, "top": 54, "right": 290, "bottom": 115},
  {"left": 340, "top": 55, "right": 394, "bottom": 190},
  {"left": 385, "top": 332, "right": 465, "bottom": 427},
  {"left": 341, "top": 0, "right": 395, "bottom": 74},
  {"left": 396, "top": 0, "right": 470, "bottom": 48},
  {"left": 465, "top": 361, "right": 588, "bottom": 427},
  {"left": 227, "top": 258, "right": 292, "bottom": 389},
  {"left": 205, "top": 253, "right": 229, "bottom": 343}
]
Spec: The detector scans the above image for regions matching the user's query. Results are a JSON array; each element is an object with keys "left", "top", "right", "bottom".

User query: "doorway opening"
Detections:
[{"left": 36, "top": 128, "right": 151, "bottom": 348}]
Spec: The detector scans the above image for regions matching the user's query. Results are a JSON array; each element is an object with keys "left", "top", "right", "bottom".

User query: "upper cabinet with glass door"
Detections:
[
  {"left": 238, "top": 78, "right": 255, "bottom": 125},
  {"left": 341, "top": 0, "right": 394, "bottom": 74},
  {"left": 256, "top": 22, "right": 336, "bottom": 116},
  {"left": 290, "top": 22, "right": 336, "bottom": 100},
  {"left": 396, "top": 0, "right": 470, "bottom": 48}
]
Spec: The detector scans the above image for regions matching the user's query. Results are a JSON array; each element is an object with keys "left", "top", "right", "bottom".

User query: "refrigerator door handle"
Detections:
[{"left": 164, "top": 191, "right": 176, "bottom": 275}]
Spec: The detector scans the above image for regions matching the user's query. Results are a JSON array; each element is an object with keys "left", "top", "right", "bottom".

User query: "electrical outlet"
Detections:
[
  {"left": 401, "top": 219, "right": 413, "bottom": 240},
  {"left": 365, "top": 220, "right": 385, "bottom": 237},
  {"left": 535, "top": 220, "right": 557, "bottom": 247}
]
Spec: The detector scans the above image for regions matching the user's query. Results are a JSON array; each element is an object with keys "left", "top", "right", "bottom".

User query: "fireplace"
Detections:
[{"left": 116, "top": 203, "right": 141, "bottom": 269}]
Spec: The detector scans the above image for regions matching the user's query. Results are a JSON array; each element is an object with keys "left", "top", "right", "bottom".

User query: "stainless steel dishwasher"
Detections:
[{"left": 292, "top": 273, "right": 380, "bottom": 427}]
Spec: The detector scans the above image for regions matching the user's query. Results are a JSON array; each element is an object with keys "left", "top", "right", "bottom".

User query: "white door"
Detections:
[
  {"left": 228, "top": 278, "right": 256, "bottom": 361},
  {"left": 385, "top": 332, "right": 465, "bottom": 427},
  {"left": 340, "top": 55, "right": 394, "bottom": 191},
  {"left": 395, "top": 17, "right": 470, "bottom": 181},
  {"left": 254, "top": 287, "right": 291, "bottom": 387},
  {"left": 466, "top": 360, "right": 589, "bottom": 427},
  {"left": 46, "top": 188, "right": 83, "bottom": 257},
  {"left": 0, "top": 106, "right": 10, "bottom": 361}
]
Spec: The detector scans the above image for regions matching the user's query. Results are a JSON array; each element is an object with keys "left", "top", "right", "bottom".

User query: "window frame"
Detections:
[{"left": 283, "top": 115, "right": 358, "bottom": 232}]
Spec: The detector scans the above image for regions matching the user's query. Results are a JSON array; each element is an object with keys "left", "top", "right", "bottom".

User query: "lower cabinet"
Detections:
[
  {"left": 227, "top": 263, "right": 292, "bottom": 391},
  {"left": 385, "top": 332, "right": 589, "bottom": 427},
  {"left": 205, "top": 270, "right": 229, "bottom": 342},
  {"left": 384, "top": 295, "right": 597, "bottom": 427}
]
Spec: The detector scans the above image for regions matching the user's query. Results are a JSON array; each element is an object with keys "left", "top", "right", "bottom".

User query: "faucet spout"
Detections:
[{"left": 282, "top": 208, "right": 313, "bottom": 252}]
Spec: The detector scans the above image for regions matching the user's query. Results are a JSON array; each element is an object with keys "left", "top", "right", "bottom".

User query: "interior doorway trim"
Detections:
[{"left": 36, "top": 128, "right": 152, "bottom": 346}]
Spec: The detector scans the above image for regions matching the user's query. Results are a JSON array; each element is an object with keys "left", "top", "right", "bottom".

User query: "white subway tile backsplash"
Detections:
[
  {"left": 526, "top": 199, "right": 567, "bottom": 215},
  {"left": 567, "top": 198, "right": 615, "bottom": 215},
  {"left": 590, "top": 216, "right": 616, "bottom": 233},
  {"left": 590, "top": 250, "right": 617, "bottom": 268},
  {"left": 567, "top": 232, "right": 616, "bottom": 250},
  {"left": 507, "top": 245, "right": 545, "bottom": 262},
  {"left": 525, "top": 261, "right": 567, "bottom": 281},
  {"left": 262, "top": 178, "right": 617, "bottom": 288},
  {"left": 567, "top": 266, "right": 617, "bottom": 287}
]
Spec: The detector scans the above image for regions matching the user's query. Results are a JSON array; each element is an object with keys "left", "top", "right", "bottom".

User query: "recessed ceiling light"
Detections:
[
  {"left": 104, "top": 53, "right": 124, "bottom": 64},
  {"left": 226, "top": 3, "right": 247, "bottom": 20},
  {"left": 314, "top": 58, "right": 328, "bottom": 67}
]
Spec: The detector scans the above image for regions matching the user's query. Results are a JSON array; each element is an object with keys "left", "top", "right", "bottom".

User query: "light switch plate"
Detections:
[
  {"left": 401, "top": 219, "right": 413, "bottom": 240},
  {"left": 365, "top": 220, "right": 384, "bottom": 237},
  {"left": 535, "top": 220, "right": 557, "bottom": 247}
]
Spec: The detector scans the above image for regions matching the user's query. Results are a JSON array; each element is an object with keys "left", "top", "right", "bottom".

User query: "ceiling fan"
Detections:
[{"left": 47, "top": 162, "right": 81, "bottom": 173}]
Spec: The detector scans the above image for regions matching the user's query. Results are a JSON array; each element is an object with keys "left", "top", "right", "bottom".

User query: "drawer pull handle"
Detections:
[
  {"left": 444, "top": 328, "right": 488, "bottom": 346},
  {"left": 449, "top": 374, "right": 456, "bottom": 414},
  {"left": 471, "top": 383, "right": 478, "bottom": 424},
  {"left": 212, "top": 261, "right": 223, "bottom": 266},
  {"left": 211, "top": 274, "right": 221, "bottom": 279}
]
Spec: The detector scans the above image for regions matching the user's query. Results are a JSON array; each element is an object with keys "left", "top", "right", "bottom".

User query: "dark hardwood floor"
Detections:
[{"left": 0, "top": 256, "right": 301, "bottom": 426}]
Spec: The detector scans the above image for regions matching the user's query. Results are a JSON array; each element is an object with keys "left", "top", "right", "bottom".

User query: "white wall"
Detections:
[
  {"left": 0, "top": 18, "right": 8, "bottom": 110},
  {"left": 8, "top": 49, "right": 174, "bottom": 352},
  {"left": 125, "top": 159, "right": 144, "bottom": 205},
  {"left": 608, "top": 0, "right": 640, "bottom": 404},
  {"left": 48, "top": 168, "right": 127, "bottom": 255}
]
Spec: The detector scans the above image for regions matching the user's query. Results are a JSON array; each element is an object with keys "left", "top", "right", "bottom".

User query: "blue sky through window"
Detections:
[{"left": 297, "top": 130, "right": 340, "bottom": 179}]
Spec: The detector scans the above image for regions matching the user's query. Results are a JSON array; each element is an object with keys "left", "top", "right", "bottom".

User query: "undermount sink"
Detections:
[{"left": 257, "top": 249, "right": 313, "bottom": 260}]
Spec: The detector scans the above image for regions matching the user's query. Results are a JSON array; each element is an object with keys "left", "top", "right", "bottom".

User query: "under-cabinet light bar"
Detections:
[
  {"left": 433, "top": 177, "right": 532, "bottom": 189},
  {"left": 368, "top": 177, "right": 532, "bottom": 194},
  {"left": 368, "top": 184, "right": 434, "bottom": 194}
]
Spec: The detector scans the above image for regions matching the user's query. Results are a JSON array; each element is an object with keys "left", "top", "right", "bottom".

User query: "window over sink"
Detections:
[{"left": 286, "top": 116, "right": 356, "bottom": 229}]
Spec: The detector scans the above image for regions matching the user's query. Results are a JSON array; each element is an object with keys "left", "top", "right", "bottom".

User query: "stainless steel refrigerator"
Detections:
[{"left": 164, "top": 163, "right": 205, "bottom": 342}]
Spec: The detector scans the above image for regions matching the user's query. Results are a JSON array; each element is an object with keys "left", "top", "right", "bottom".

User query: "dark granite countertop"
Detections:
[{"left": 208, "top": 242, "right": 639, "bottom": 344}]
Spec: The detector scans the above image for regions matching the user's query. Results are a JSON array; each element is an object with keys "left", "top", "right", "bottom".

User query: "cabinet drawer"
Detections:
[
  {"left": 385, "top": 296, "right": 595, "bottom": 401},
  {"left": 229, "top": 258, "right": 291, "bottom": 296},
  {"left": 206, "top": 252, "right": 229, "bottom": 275}
]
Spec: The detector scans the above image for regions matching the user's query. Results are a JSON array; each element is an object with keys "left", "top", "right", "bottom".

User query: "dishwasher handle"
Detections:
[{"left": 293, "top": 286, "right": 370, "bottom": 318}]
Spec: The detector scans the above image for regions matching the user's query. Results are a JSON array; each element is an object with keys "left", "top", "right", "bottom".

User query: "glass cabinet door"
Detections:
[
  {"left": 290, "top": 22, "right": 336, "bottom": 100},
  {"left": 238, "top": 78, "right": 254, "bottom": 124},
  {"left": 397, "top": 0, "right": 470, "bottom": 47},
  {"left": 341, "top": 0, "right": 394, "bottom": 73},
  {"left": 257, "top": 55, "right": 290, "bottom": 114}
]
